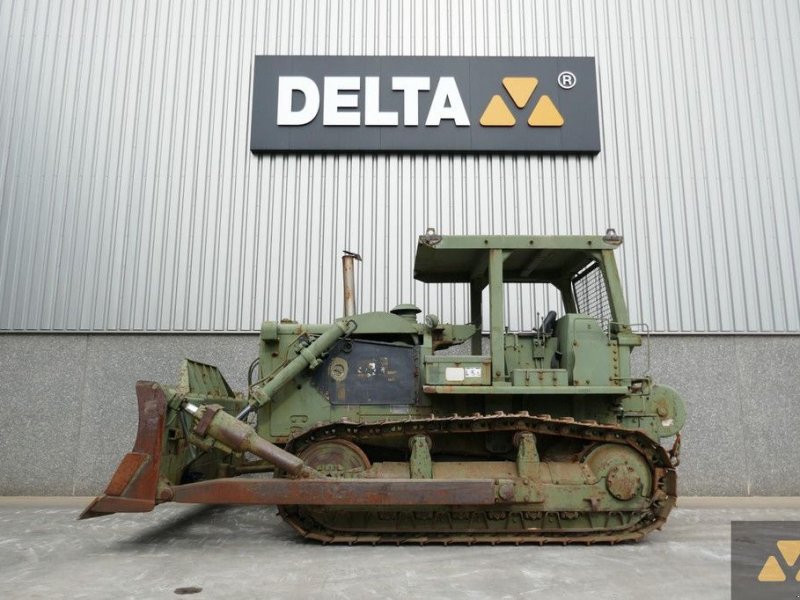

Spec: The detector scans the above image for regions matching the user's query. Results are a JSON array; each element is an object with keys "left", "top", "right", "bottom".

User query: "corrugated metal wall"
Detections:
[{"left": 1, "top": 0, "right": 798, "bottom": 333}]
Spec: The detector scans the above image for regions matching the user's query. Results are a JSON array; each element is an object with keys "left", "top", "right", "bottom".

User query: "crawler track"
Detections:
[{"left": 278, "top": 413, "right": 677, "bottom": 544}]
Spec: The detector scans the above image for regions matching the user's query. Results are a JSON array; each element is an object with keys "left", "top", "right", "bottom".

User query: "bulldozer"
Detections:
[{"left": 82, "top": 230, "right": 685, "bottom": 544}]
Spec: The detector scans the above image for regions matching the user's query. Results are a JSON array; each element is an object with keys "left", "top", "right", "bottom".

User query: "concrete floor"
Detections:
[{"left": 1, "top": 498, "right": 798, "bottom": 600}]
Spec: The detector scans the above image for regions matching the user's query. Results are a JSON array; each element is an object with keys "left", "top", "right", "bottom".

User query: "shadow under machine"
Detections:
[{"left": 82, "top": 230, "right": 685, "bottom": 544}]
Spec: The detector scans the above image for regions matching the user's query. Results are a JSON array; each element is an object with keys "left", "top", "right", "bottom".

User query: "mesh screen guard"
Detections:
[{"left": 572, "top": 263, "right": 611, "bottom": 332}]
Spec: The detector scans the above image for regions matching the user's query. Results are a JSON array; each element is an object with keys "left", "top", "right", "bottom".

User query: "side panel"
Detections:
[
  {"left": 310, "top": 340, "right": 418, "bottom": 405},
  {"left": 556, "top": 314, "right": 615, "bottom": 385}
]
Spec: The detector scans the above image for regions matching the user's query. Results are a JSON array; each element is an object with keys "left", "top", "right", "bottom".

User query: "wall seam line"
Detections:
[{"left": 71, "top": 335, "right": 91, "bottom": 496}]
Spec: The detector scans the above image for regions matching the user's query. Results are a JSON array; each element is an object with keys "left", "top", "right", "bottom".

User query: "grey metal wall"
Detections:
[{"left": 1, "top": 0, "right": 799, "bottom": 333}]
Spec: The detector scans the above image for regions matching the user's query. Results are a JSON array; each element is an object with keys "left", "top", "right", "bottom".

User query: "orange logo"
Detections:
[
  {"left": 480, "top": 77, "right": 564, "bottom": 128},
  {"left": 757, "top": 540, "right": 800, "bottom": 582}
]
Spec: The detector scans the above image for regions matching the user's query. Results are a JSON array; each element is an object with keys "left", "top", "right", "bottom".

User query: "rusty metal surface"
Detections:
[
  {"left": 79, "top": 382, "right": 167, "bottom": 519},
  {"left": 276, "top": 412, "right": 676, "bottom": 544},
  {"left": 341, "top": 252, "right": 361, "bottom": 318},
  {"left": 102, "top": 453, "right": 148, "bottom": 497},
  {"left": 169, "top": 478, "right": 497, "bottom": 506},
  {"left": 297, "top": 439, "right": 371, "bottom": 477},
  {"left": 81, "top": 390, "right": 677, "bottom": 543},
  {"left": 81, "top": 496, "right": 156, "bottom": 515}
]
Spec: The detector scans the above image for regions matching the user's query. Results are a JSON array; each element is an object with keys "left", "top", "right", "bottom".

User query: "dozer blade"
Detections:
[{"left": 79, "top": 382, "right": 167, "bottom": 519}]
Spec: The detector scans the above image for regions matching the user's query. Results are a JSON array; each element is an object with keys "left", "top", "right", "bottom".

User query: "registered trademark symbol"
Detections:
[{"left": 558, "top": 71, "right": 576, "bottom": 90}]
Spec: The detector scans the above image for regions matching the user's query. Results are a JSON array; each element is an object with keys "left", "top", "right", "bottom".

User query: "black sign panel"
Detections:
[
  {"left": 732, "top": 521, "right": 800, "bottom": 600},
  {"left": 250, "top": 56, "right": 600, "bottom": 153},
  {"left": 310, "top": 339, "right": 417, "bottom": 406}
]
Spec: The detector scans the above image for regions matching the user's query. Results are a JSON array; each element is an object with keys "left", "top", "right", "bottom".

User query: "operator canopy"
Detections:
[{"left": 413, "top": 233, "right": 621, "bottom": 285}]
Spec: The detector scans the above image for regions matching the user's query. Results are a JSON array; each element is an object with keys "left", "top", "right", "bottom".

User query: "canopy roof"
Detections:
[{"left": 413, "top": 234, "right": 620, "bottom": 284}]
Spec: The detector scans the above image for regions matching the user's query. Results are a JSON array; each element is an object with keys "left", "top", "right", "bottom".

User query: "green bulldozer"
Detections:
[{"left": 82, "top": 230, "right": 685, "bottom": 544}]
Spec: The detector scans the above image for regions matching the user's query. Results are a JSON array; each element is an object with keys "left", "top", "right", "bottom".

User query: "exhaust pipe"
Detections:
[{"left": 342, "top": 250, "right": 362, "bottom": 317}]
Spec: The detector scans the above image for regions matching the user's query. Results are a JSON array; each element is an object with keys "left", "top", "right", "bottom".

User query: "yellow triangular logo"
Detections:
[
  {"left": 528, "top": 95, "right": 564, "bottom": 127},
  {"left": 777, "top": 540, "right": 800, "bottom": 567},
  {"left": 502, "top": 77, "right": 538, "bottom": 108},
  {"left": 480, "top": 95, "right": 516, "bottom": 127},
  {"left": 757, "top": 555, "right": 786, "bottom": 582}
]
